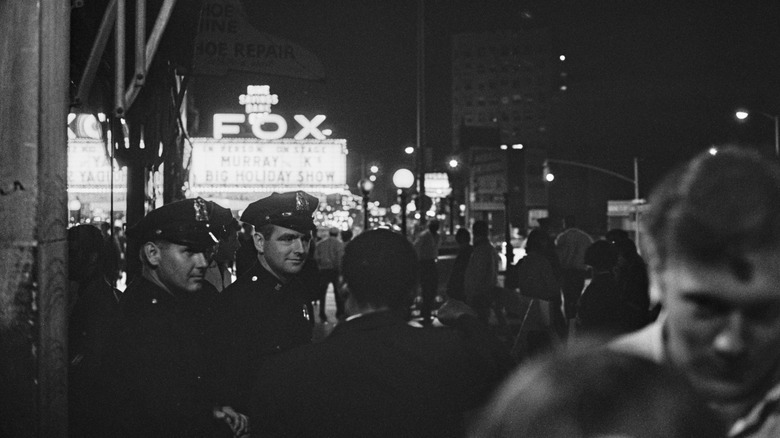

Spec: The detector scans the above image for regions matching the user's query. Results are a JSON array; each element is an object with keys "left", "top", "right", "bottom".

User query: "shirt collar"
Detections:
[{"left": 728, "top": 382, "right": 780, "bottom": 437}]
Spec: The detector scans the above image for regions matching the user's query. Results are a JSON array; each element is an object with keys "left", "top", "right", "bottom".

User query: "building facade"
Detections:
[{"left": 451, "top": 28, "right": 559, "bottom": 234}]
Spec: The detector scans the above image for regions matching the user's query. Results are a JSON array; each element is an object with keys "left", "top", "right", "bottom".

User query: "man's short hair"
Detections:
[
  {"left": 255, "top": 223, "right": 276, "bottom": 240},
  {"left": 473, "top": 220, "right": 489, "bottom": 238},
  {"left": 471, "top": 349, "right": 725, "bottom": 437},
  {"left": 455, "top": 228, "right": 471, "bottom": 245},
  {"left": 643, "top": 146, "right": 780, "bottom": 279},
  {"left": 584, "top": 240, "right": 618, "bottom": 271},
  {"left": 342, "top": 229, "right": 418, "bottom": 310}
]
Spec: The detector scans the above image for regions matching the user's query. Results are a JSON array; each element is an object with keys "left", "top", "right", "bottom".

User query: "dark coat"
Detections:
[
  {"left": 250, "top": 311, "right": 514, "bottom": 438},
  {"left": 102, "top": 277, "right": 227, "bottom": 438},
  {"left": 68, "top": 277, "right": 121, "bottom": 437},
  {"left": 577, "top": 272, "right": 642, "bottom": 338},
  {"left": 206, "top": 263, "right": 314, "bottom": 412},
  {"left": 446, "top": 244, "right": 473, "bottom": 301}
]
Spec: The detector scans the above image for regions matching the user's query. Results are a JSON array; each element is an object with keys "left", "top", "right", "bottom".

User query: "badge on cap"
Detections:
[
  {"left": 296, "top": 191, "right": 310, "bottom": 214},
  {"left": 194, "top": 198, "right": 210, "bottom": 222}
]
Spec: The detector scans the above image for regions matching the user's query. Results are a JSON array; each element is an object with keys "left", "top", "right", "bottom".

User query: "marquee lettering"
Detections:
[{"left": 213, "top": 113, "right": 329, "bottom": 140}]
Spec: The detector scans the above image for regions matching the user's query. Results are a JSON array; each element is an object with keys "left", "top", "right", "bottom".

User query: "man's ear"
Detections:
[
  {"left": 142, "top": 241, "right": 162, "bottom": 267},
  {"left": 252, "top": 232, "right": 265, "bottom": 254},
  {"left": 648, "top": 267, "right": 665, "bottom": 306}
]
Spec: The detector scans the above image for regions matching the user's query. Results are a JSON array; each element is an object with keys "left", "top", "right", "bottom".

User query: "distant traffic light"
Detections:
[{"left": 543, "top": 160, "right": 554, "bottom": 182}]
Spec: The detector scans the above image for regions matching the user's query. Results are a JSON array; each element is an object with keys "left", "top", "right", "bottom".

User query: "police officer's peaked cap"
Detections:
[
  {"left": 206, "top": 199, "right": 239, "bottom": 241},
  {"left": 127, "top": 197, "right": 219, "bottom": 250},
  {"left": 240, "top": 191, "right": 319, "bottom": 234}
]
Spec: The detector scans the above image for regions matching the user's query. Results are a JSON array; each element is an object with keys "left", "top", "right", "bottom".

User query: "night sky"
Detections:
[{"left": 189, "top": 1, "right": 780, "bottom": 207}]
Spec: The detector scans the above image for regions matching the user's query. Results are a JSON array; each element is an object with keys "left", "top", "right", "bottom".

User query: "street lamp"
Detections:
[
  {"left": 393, "top": 168, "right": 415, "bottom": 237},
  {"left": 358, "top": 178, "right": 374, "bottom": 231},
  {"left": 735, "top": 109, "right": 779, "bottom": 157}
]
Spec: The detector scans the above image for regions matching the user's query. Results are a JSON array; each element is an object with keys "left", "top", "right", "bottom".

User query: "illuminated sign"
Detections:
[
  {"left": 213, "top": 85, "right": 332, "bottom": 140},
  {"left": 68, "top": 140, "right": 126, "bottom": 189},
  {"left": 68, "top": 113, "right": 105, "bottom": 139},
  {"left": 239, "top": 85, "right": 278, "bottom": 114},
  {"left": 189, "top": 138, "right": 347, "bottom": 196},
  {"left": 424, "top": 172, "right": 452, "bottom": 198},
  {"left": 67, "top": 139, "right": 128, "bottom": 213}
]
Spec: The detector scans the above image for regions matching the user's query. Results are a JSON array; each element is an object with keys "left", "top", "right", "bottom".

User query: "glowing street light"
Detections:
[
  {"left": 735, "top": 109, "right": 779, "bottom": 157},
  {"left": 448, "top": 158, "right": 459, "bottom": 169},
  {"left": 404, "top": 146, "right": 415, "bottom": 155},
  {"left": 392, "top": 168, "right": 414, "bottom": 190},
  {"left": 370, "top": 165, "right": 379, "bottom": 174},
  {"left": 393, "top": 168, "right": 415, "bottom": 237},
  {"left": 358, "top": 178, "right": 374, "bottom": 231}
]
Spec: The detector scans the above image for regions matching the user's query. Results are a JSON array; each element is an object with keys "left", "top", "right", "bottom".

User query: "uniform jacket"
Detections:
[
  {"left": 102, "top": 277, "right": 227, "bottom": 437},
  {"left": 206, "top": 262, "right": 313, "bottom": 412},
  {"left": 250, "top": 310, "right": 514, "bottom": 438}
]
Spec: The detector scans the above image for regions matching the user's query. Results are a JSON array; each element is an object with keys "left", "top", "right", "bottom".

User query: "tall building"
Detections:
[{"left": 451, "top": 28, "right": 559, "bottom": 234}]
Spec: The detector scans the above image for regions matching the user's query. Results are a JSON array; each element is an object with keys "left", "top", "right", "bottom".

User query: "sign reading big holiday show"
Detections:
[{"left": 189, "top": 85, "right": 348, "bottom": 209}]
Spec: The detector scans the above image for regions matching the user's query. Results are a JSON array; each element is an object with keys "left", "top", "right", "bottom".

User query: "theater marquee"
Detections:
[{"left": 189, "top": 138, "right": 348, "bottom": 206}]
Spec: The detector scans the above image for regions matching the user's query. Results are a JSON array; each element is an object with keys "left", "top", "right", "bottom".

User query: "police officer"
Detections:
[
  {"left": 207, "top": 191, "right": 320, "bottom": 415},
  {"left": 101, "top": 197, "right": 243, "bottom": 437}
]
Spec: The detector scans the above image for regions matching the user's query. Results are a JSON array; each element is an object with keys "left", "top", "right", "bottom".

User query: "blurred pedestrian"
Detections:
[
  {"left": 204, "top": 201, "right": 241, "bottom": 292},
  {"left": 514, "top": 229, "right": 563, "bottom": 360},
  {"left": 445, "top": 227, "right": 473, "bottom": 302},
  {"left": 470, "top": 348, "right": 725, "bottom": 438},
  {"left": 234, "top": 222, "right": 256, "bottom": 278},
  {"left": 314, "top": 227, "right": 345, "bottom": 321},
  {"left": 555, "top": 215, "right": 593, "bottom": 321},
  {"left": 576, "top": 240, "right": 639, "bottom": 341},
  {"left": 67, "top": 224, "right": 122, "bottom": 438},
  {"left": 100, "top": 221, "right": 122, "bottom": 287},
  {"left": 413, "top": 219, "right": 441, "bottom": 325},
  {"left": 612, "top": 235, "right": 651, "bottom": 327},
  {"left": 250, "top": 229, "right": 514, "bottom": 437},
  {"left": 464, "top": 220, "right": 500, "bottom": 324},
  {"left": 340, "top": 228, "right": 354, "bottom": 244},
  {"left": 612, "top": 147, "right": 780, "bottom": 437}
]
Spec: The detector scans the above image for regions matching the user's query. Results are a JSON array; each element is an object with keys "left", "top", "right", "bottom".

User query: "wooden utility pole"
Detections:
[{"left": 0, "top": 1, "right": 70, "bottom": 436}]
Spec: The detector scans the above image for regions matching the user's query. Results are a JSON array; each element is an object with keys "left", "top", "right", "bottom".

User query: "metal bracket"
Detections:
[{"left": 72, "top": 0, "right": 177, "bottom": 116}]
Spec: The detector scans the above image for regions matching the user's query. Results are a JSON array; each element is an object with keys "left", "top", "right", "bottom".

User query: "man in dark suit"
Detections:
[{"left": 250, "top": 229, "right": 514, "bottom": 437}]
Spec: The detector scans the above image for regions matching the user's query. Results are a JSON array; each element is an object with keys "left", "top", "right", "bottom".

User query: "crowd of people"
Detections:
[{"left": 64, "top": 146, "right": 780, "bottom": 437}]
